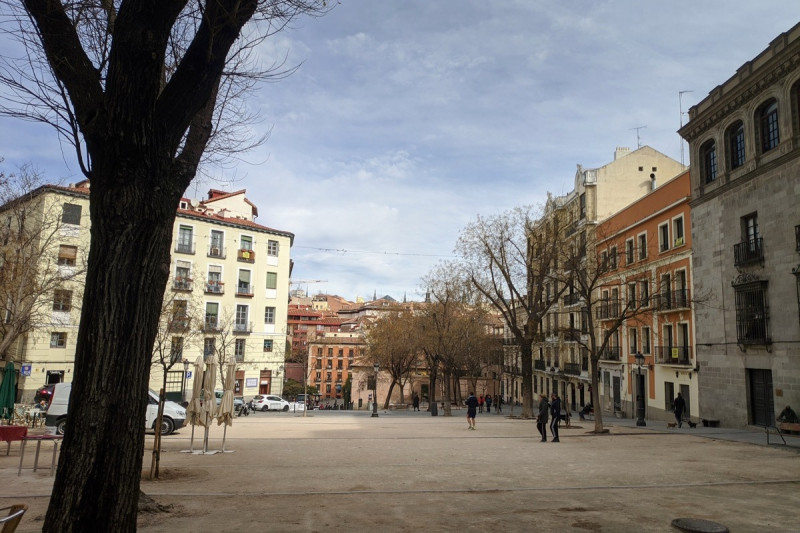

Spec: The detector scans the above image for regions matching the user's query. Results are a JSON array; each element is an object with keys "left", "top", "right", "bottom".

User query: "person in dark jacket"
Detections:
[
  {"left": 465, "top": 391, "right": 479, "bottom": 430},
  {"left": 536, "top": 394, "right": 549, "bottom": 442},
  {"left": 412, "top": 393, "right": 420, "bottom": 412},
  {"left": 673, "top": 392, "right": 686, "bottom": 428},
  {"left": 485, "top": 394, "right": 493, "bottom": 414},
  {"left": 549, "top": 393, "right": 561, "bottom": 442}
]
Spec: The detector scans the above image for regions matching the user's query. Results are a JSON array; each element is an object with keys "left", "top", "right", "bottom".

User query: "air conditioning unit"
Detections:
[{"left": 210, "top": 247, "right": 220, "bottom": 256}]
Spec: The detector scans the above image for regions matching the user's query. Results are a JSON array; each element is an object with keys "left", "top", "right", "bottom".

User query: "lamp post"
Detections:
[
  {"left": 371, "top": 362, "right": 379, "bottom": 418},
  {"left": 181, "top": 359, "right": 190, "bottom": 403},
  {"left": 635, "top": 352, "right": 646, "bottom": 426}
]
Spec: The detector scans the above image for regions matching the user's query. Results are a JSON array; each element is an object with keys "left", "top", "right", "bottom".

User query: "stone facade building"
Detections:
[{"left": 679, "top": 22, "right": 800, "bottom": 427}]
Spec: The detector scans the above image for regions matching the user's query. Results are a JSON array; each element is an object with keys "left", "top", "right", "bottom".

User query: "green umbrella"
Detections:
[{"left": 0, "top": 362, "right": 16, "bottom": 421}]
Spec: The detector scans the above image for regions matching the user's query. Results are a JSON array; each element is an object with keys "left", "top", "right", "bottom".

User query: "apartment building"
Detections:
[
  {"left": 594, "top": 170, "right": 698, "bottom": 422},
  {"left": 287, "top": 304, "right": 343, "bottom": 360},
  {"left": 679, "top": 22, "right": 800, "bottom": 427},
  {"left": 307, "top": 331, "right": 364, "bottom": 405},
  {"left": 1, "top": 183, "right": 293, "bottom": 403},
  {"left": 534, "top": 146, "right": 684, "bottom": 412}
]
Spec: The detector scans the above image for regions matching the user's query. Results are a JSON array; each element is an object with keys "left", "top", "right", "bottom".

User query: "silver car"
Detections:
[{"left": 251, "top": 394, "right": 290, "bottom": 412}]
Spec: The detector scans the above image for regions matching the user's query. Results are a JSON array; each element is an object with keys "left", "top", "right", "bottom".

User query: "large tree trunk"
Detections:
[
  {"left": 44, "top": 178, "right": 178, "bottom": 532},
  {"left": 519, "top": 341, "right": 533, "bottom": 418}
]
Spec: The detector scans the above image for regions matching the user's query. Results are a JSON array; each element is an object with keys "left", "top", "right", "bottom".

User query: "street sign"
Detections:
[
  {"left": 186, "top": 370, "right": 192, "bottom": 379},
  {"left": 21, "top": 364, "right": 31, "bottom": 376}
]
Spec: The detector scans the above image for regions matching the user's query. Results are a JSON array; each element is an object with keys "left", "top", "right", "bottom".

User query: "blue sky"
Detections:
[{"left": 2, "top": 2, "right": 799, "bottom": 301}]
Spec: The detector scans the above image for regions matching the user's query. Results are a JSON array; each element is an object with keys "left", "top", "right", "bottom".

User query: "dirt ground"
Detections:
[{"left": 4, "top": 410, "right": 800, "bottom": 532}]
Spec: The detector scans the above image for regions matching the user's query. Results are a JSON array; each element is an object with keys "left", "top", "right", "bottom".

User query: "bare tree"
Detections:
[
  {"left": 457, "top": 205, "right": 566, "bottom": 418},
  {"left": 0, "top": 163, "right": 86, "bottom": 363},
  {"left": 364, "top": 311, "right": 420, "bottom": 409},
  {"left": 148, "top": 272, "right": 204, "bottom": 479},
  {"left": 0, "top": 2, "right": 328, "bottom": 529}
]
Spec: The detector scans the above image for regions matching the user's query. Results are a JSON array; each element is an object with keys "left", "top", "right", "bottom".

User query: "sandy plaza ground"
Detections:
[{"left": 3, "top": 408, "right": 799, "bottom": 532}]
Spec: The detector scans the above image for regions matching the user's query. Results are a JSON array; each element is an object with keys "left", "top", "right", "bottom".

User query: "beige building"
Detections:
[
  {"left": 1, "top": 184, "right": 293, "bottom": 404},
  {"left": 679, "top": 22, "right": 800, "bottom": 427},
  {"left": 533, "top": 146, "right": 684, "bottom": 413}
]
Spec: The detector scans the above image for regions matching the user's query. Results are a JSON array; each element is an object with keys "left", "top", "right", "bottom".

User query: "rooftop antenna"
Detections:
[
  {"left": 679, "top": 90, "right": 693, "bottom": 167},
  {"left": 631, "top": 125, "right": 647, "bottom": 148}
]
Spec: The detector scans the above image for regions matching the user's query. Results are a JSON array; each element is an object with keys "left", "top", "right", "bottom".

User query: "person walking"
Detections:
[
  {"left": 536, "top": 394, "right": 549, "bottom": 442},
  {"left": 412, "top": 393, "right": 420, "bottom": 412},
  {"left": 673, "top": 392, "right": 686, "bottom": 428},
  {"left": 485, "top": 395, "right": 493, "bottom": 414},
  {"left": 496, "top": 395, "right": 503, "bottom": 413},
  {"left": 478, "top": 394, "right": 485, "bottom": 413},
  {"left": 465, "top": 391, "right": 479, "bottom": 430},
  {"left": 549, "top": 393, "right": 561, "bottom": 442}
]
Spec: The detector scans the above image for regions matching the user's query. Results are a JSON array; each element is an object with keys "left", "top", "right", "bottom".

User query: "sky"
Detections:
[{"left": 2, "top": 2, "right": 800, "bottom": 302}]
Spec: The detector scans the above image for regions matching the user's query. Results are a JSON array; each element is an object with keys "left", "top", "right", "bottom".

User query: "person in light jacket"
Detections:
[{"left": 536, "top": 394, "right": 549, "bottom": 442}]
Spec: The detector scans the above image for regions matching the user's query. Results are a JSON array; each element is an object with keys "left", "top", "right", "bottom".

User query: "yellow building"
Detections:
[{"left": 1, "top": 183, "right": 293, "bottom": 403}]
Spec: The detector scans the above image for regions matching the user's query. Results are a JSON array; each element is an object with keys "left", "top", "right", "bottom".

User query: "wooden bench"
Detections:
[{"left": 778, "top": 422, "right": 800, "bottom": 434}]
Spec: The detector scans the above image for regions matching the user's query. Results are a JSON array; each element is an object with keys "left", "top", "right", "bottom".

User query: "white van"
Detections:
[{"left": 45, "top": 382, "right": 186, "bottom": 436}]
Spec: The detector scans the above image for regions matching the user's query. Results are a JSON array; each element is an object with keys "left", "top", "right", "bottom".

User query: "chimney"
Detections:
[
  {"left": 650, "top": 173, "right": 657, "bottom": 191},
  {"left": 614, "top": 147, "right": 630, "bottom": 160}
]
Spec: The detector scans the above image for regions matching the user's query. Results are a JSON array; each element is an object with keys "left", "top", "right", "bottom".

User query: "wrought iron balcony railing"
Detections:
[
  {"left": 733, "top": 238, "right": 764, "bottom": 266},
  {"left": 655, "top": 345, "right": 692, "bottom": 365}
]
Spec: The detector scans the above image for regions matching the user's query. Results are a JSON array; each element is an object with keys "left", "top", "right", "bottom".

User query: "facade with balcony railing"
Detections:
[
  {"left": 679, "top": 23, "right": 800, "bottom": 427},
  {"left": 533, "top": 146, "right": 685, "bottom": 414},
  {"left": 595, "top": 169, "right": 698, "bottom": 422}
]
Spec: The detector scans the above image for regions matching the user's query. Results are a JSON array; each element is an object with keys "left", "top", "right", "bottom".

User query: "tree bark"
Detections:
[{"left": 44, "top": 177, "right": 179, "bottom": 532}]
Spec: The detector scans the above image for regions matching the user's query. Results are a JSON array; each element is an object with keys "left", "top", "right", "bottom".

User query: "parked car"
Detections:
[
  {"left": 214, "top": 390, "right": 244, "bottom": 410},
  {"left": 34, "top": 384, "right": 55, "bottom": 405},
  {"left": 251, "top": 394, "right": 290, "bottom": 412}
]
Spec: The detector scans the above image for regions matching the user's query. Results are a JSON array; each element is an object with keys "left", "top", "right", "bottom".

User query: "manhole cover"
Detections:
[{"left": 671, "top": 517, "right": 729, "bottom": 533}]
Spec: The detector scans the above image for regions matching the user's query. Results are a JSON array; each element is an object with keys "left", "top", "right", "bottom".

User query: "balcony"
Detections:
[
  {"left": 534, "top": 359, "right": 546, "bottom": 371},
  {"left": 564, "top": 329, "right": 582, "bottom": 342},
  {"left": 234, "top": 321, "right": 253, "bottom": 334},
  {"left": 208, "top": 245, "right": 226, "bottom": 259},
  {"left": 237, "top": 248, "right": 255, "bottom": 263},
  {"left": 563, "top": 293, "right": 581, "bottom": 306},
  {"left": 168, "top": 317, "right": 191, "bottom": 332},
  {"left": 599, "top": 346, "right": 621, "bottom": 361},
  {"left": 236, "top": 284, "right": 254, "bottom": 297},
  {"left": 655, "top": 345, "right": 692, "bottom": 365},
  {"left": 172, "top": 278, "right": 193, "bottom": 291},
  {"left": 655, "top": 289, "right": 689, "bottom": 311},
  {"left": 203, "top": 318, "right": 220, "bottom": 332},
  {"left": 563, "top": 362, "right": 581, "bottom": 375},
  {"left": 175, "top": 242, "right": 195, "bottom": 255},
  {"left": 205, "top": 281, "right": 225, "bottom": 295},
  {"left": 733, "top": 238, "right": 764, "bottom": 266},
  {"left": 595, "top": 300, "right": 620, "bottom": 320},
  {"left": 503, "top": 338, "right": 519, "bottom": 346}
]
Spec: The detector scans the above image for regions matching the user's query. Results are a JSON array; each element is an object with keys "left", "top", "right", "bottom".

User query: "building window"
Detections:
[
  {"left": 53, "top": 289, "right": 72, "bottom": 311},
  {"left": 659, "top": 223, "right": 670, "bottom": 252},
  {"left": 735, "top": 213, "right": 763, "bottom": 266},
  {"left": 205, "top": 302, "right": 219, "bottom": 329},
  {"left": 61, "top": 203, "right": 82, "bottom": 225},
  {"left": 57, "top": 245, "right": 77, "bottom": 266},
  {"left": 177, "top": 225, "right": 194, "bottom": 254},
  {"left": 609, "top": 246, "right": 617, "bottom": 270},
  {"left": 639, "top": 280, "right": 650, "bottom": 307},
  {"left": 170, "top": 337, "right": 184, "bottom": 364},
  {"left": 700, "top": 139, "right": 717, "bottom": 183},
  {"left": 235, "top": 339, "right": 246, "bottom": 362},
  {"left": 727, "top": 120, "right": 746, "bottom": 169},
  {"left": 267, "top": 240, "right": 279, "bottom": 256},
  {"left": 263, "top": 339, "right": 273, "bottom": 352},
  {"left": 204, "top": 338, "right": 215, "bottom": 358},
  {"left": 50, "top": 332, "right": 67, "bottom": 348},
  {"left": 174, "top": 260, "right": 192, "bottom": 290},
  {"left": 206, "top": 265, "right": 223, "bottom": 294},
  {"left": 209, "top": 230, "right": 224, "bottom": 257},
  {"left": 240, "top": 235, "right": 253, "bottom": 251},
  {"left": 579, "top": 193, "right": 586, "bottom": 219},
  {"left": 266, "top": 272, "right": 277, "bottom": 290},
  {"left": 673, "top": 216, "right": 685, "bottom": 247},
  {"left": 637, "top": 233, "right": 647, "bottom": 260},
  {"left": 625, "top": 239, "right": 635, "bottom": 265},
  {"left": 734, "top": 280, "right": 769, "bottom": 344},
  {"left": 237, "top": 270, "right": 252, "bottom": 296},
  {"left": 235, "top": 304, "right": 249, "bottom": 332},
  {"left": 758, "top": 99, "right": 779, "bottom": 153},
  {"left": 264, "top": 306, "right": 275, "bottom": 324},
  {"left": 627, "top": 282, "right": 637, "bottom": 309},
  {"left": 641, "top": 327, "right": 651, "bottom": 354},
  {"left": 629, "top": 328, "right": 638, "bottom": 354}
]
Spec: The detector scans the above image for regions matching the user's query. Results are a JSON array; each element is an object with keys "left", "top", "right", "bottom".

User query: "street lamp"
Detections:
[
  {"left": 372, "top": 362, "right": 379, "bottom": 418},
  {"left": 181, "top": 359, "right": 190, "bottom": 404},
  {"left": 635, "top": 352, "right": 646, "bottom": 426}
]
